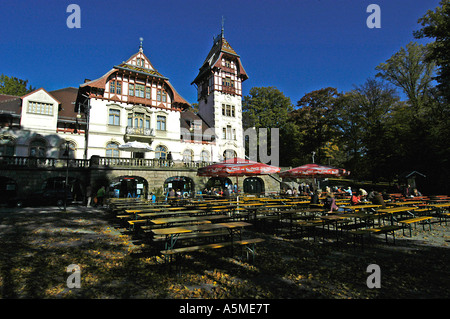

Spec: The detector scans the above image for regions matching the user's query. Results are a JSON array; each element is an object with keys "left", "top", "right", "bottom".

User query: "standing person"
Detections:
[
  {"left": 403, "top": 184, "right": 412, "bottom": 197},
  {"left": 96, "top": 186, "right": 106, "bottom": 207},
  {"left": 167, "top": 151, "right": 173, "bottom": 166},
  {"left": 85, "top": 185, "right": 92, "bottom": 207},
  {"left": 150, "top": 192, "right": 156, "bottom": 203}
]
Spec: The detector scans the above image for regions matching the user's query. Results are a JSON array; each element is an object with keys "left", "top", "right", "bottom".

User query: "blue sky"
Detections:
[{"left": 0, "top": 0, "right": 441, "bottom": 105}]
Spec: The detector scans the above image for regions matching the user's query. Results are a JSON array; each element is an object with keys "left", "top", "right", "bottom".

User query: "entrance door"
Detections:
[{"left": 244, "top": 177, "right": 265, "bottom": 194}]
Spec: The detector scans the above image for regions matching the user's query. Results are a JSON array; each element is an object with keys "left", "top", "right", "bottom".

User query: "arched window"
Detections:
[
  {"left": 155, "top": 145, "right": 168, "bottom": 159},
  {"left": 0, "top": 136, "right": 15, "bottom": 156},
  {"left": 29, "top": 139, "right": 47, "bottom": 157},
  {"left": 182, "top": 149, "right": 193, "bottom": 162},
  {"left": 200, "top": 150, "right": 210, "bottom": 162},
  {"left": 223, "top": 149, "right": 236, "bottom": 161},
  {"left": 106, "top": 142, "right": 119, "bottom": 158}
]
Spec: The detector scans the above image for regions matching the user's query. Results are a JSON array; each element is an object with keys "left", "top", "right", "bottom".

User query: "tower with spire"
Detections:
[{"left": 192, "top": 25, "right": 248, "bottom": 161}]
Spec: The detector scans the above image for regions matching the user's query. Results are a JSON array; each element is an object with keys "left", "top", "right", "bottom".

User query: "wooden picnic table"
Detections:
[
  {"left": 151, "top": 221, "right": 252, "bottom": 251},
  {"left": 137, "top": 209, "right": 204, "bottom": 219},
  {"left": 342, "top": 204, "right": 381, "bottom": 212},
  {"left": 391, "top": 201, "right": 423, "bottom": 206},
  {"left": 265, "top": 204, "right": 293, "bottom": 209},
  {"left": 377, "top": 206, "right": 418, "bottom": 224},
  {"left": 146, "top": 214, "right": 230, "bottom": 227},
  {"left": 431, "top": 203, "right": 450, "bottom": 208},
  {"left": 377, "top": 206, "right": 419, "bottom": 214}
]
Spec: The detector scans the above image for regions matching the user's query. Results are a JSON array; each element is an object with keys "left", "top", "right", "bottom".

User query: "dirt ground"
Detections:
[{"left": 0, "top": 205, "right": 449, "bottom": 299}]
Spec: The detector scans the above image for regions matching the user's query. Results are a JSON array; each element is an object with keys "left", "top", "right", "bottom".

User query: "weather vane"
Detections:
[{"left": 139, "top": 37, "right": 144, "bottom": 52}]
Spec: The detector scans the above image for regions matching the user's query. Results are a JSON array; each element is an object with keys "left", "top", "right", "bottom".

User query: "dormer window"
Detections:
[{"left": 27, "top": 101, "right": 54, "bottom": 116}]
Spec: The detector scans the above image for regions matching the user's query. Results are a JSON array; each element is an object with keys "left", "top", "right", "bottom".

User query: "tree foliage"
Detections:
[
  {"left": 0, "top": 74, "right": 35, "bottom": 96},
  {"left": 375, "top": 42, "right": 435, "bottom": 112},
  {"left": 414, "top": 0, "right": 450, "bottom": 102}
]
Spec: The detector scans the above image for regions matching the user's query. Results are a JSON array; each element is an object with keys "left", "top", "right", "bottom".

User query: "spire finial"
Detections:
[
  {"left": 139, "top": 37, "right": 144, "bottom": 52},
  {"left": 221, "top": 16, "right": 225, "bottom": 37}
]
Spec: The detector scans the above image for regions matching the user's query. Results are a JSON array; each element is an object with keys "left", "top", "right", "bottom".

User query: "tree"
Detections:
[
  {"left": 375, "top": 42, "right": 436, "bottom": 113},
  {"left": 291, "top": 87, "right": 340, "bottom": 165},
  {"left": 414, "top": 0, "right": 450, "bottom": 102},
  {"left": 332, "top": 79, "right": 401, "bottom": 181},
  {"left": 242, "top": 86, "right": 293, "bottom": 130},
  {"left": 0, "top": 74, "right": 35, "bottom": 96},
  {"left": 242, "top": 87, "right": 294, "bottom": 166}
]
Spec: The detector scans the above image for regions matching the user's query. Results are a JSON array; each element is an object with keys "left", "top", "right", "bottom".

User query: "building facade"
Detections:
[{"left": 0, "top": 31, "right": 281, "bottom": 201}]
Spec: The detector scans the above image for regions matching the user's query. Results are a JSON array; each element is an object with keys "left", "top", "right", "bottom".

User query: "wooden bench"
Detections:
[
  {"left": 293, "top": 219, "right": 325, "bottom": 240},
  {"left": 150, "top": 229, "right": 230, "bottom": 242},
  {"left": 398, "top": 216, "right": 433, "bottom": 236},
  {"left": 438, "top": 212, "right": 450, "bottom": 225},
  {"left": 349, "top": 225, "right": 403, "bottom": 249},
  {"left": 127, "top": 219, "right": 147, "bottom": 230},
  {"left": 117, "top": 214, "right": 133, "bottom": 219},
  {"left": 161, "top": 238, "right": 265, "bottom": 264}
]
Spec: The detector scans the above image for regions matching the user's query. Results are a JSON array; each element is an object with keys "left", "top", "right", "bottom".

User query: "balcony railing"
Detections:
[
  {"left": 0, "top": 156, "right": 89, "bottom": 168},
  {"left": 125, "top": 126, "right": 155, "bottom": 137},
  {"left": 98, "top": 157, "right": 212, "bottom": 168},
  {"left": 0, "top": 155, "right": 212, "bottom": 169}
]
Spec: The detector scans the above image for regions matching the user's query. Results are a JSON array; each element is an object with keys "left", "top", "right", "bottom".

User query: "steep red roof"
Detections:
[{"left": 192, "top": 32, "right": 248, "bottom": 85}]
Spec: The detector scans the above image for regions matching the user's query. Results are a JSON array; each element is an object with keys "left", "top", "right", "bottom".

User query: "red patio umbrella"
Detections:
[
  {"left": 279, "top": 163, "right": 349, "bottom": 179},
  {"left": 197, "top": 157, "right": 280, "bottom": 193}
]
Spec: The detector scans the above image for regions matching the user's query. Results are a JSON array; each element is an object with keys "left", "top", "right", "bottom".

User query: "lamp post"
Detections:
[{"left": 63, "top": 141, "right": 70, "bottom": 212}]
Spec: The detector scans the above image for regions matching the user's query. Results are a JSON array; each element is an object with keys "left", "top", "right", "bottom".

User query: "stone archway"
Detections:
[
  {"left": 164, "top": 176, "right": 195, "bottom": 197},
  {"left": 109, "top": 175, "right": 149, "bottom": 199}
]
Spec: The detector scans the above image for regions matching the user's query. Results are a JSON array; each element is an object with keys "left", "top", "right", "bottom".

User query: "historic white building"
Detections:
[
  {"left": 0, "top": 30, "right": 259, "bottom": 199},
  {"left": 1, "top": 31, "right": 247, "bottom": 164},
  {"left": 72, "top": 31, "right": 248, "bottom": 163}
]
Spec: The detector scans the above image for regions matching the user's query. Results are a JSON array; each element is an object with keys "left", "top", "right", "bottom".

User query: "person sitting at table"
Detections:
[
  {"left": 350, "top": 190, "right": 361, "bottom": 205},
  {"left": 371, "top": 191, "right": 386, "bottom": 208},
  {"left": 310, "top": 190, "right": 321, "bottom": 204},
  {"left": 412, "top": 188, "right": 422, "bottom": 197},
  {"left": 344, "top": 186, "right": 352, "bottom": 196},
  {"left": 323, "top": 192, "right": 338, "bottom": 213}
]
